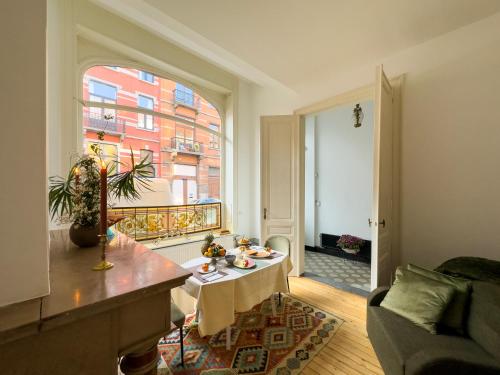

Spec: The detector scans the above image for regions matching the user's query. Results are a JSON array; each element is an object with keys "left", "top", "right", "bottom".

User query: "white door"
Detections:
[
  {"left": 261, "top": 115, "right": 304, "bottom": 276},
  {"left": 371, "top": 65, "right": 394, "bottom": 289}
]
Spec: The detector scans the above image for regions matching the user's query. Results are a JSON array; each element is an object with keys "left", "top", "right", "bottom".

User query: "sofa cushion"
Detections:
[
  {"left": 435, "top": 257, "right": 500, "bottom": 284},
  {"left": 467, "top": 281, "right": 500, "bottom": 361},
  {"left": 367, "top": 306, "right": 500, "bottom": 375},
  {"left": 380, "top": 267, "right": 456, "bottom": 333},
  {"left": 408, "top": 263, "right": 471, "bottom": 334}
]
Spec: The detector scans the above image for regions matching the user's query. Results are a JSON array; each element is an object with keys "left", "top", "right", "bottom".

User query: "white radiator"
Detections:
[{"left": 152, "top": 234, "right": 235, "bottom": 265}]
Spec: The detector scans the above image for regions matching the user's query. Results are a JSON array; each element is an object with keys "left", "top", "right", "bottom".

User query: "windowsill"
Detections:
[
  {"left": 138, "top": 78, "right": 155, "bottom": 85},
  {"left": 143, "top": 231, "right": 233, "bottom": 250}
]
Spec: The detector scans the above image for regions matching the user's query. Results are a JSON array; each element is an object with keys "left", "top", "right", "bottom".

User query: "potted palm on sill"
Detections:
[{"left": 49, "top": 144, "right": 153, "bottom": 247}]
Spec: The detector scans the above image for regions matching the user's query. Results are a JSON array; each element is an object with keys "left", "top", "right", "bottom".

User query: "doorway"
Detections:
[
  {"left": 261, "top": 66, "right": 399, "bottom": 288},
  {"left": 303, "top": 101, "right": 374, "bottom": 296}
]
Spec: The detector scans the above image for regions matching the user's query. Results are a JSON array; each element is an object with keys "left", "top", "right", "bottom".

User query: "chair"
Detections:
[
  {"left": 169, "top": 302, "right": 186, "bottom": 367},
  {"left": 264, "top": 235, "right": 290, "bottom": 305}
]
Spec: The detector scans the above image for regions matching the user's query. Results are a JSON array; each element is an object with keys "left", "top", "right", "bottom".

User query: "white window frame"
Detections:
[
  {"left": 137, "top": 93, "right": 154, "bottom": 130},
  {"left": 138, "top": 70, "right": 154, "bottom": 83},
  {"left": 80, "top": 65, "right": 229, "bottom": 230}
]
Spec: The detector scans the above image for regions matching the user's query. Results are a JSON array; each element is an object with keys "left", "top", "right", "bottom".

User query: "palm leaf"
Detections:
[
  {"left": 48, "top": 169, "right": 75, "bottom": 219},
  {"left": 108, "top": 147, "right": 153, "bottom": 201}
]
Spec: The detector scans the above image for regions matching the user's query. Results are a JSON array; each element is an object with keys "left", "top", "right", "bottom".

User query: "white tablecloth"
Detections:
[{"left": 171, "top": 250, "right": 293, "bottom": 336}]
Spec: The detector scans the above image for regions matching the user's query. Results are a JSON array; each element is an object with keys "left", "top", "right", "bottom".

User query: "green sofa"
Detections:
[{"left": 367, "top": 281, "right": 500, "bottom": 375}]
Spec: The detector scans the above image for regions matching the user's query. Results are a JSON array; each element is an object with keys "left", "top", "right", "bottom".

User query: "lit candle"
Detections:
[
  {"left": 74, "top": 167, "right": 80, "bottom": 187},
  {"left": 100, "top": 161, "right": 107, "bottom": 236}
]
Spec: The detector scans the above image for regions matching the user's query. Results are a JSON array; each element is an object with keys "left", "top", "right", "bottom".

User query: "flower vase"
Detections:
[
  {"left": 69, "top": 223, "right": 100, "bottom": 247},
  {"left": 341, "top": 247, "right": 360, "bottom": 255}
]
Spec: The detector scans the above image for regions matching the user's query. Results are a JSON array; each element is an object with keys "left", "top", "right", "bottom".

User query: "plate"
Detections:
[
  {"left": 249, "top": 245, "right": 265, "bottom": 251},
  {"left": 246, "top": 246, "right": 273, "bottom": 258},
  {"left": 233, "top": 258, "right": 256, "bottom": 269},
  {"left": 197, "top": 264, "right": 216, "bottom": 274},
  {"left": 247, "top": 250, "right": 273, "bottom": 258}
]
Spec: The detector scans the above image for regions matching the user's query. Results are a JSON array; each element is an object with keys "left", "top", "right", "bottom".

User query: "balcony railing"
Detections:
[
  {"left": 173, "top": 88, "right": 200, "bottom": 110},
  {"left": 110, "top": 202, "right": 222, "bottom": 241},
  {"left": 83, "top": 112, "right": 126, "bottom": 134},
  {"left": 171, "top": 137, "right": 204, "bottom": 153}
]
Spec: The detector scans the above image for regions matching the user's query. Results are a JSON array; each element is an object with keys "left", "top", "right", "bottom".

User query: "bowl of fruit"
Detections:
[
  {"left": 203, "top": 243, "right": 226, "bottom": 258},
  {"left": 201, "top": 233, "right": 226, "bottom": 264}
]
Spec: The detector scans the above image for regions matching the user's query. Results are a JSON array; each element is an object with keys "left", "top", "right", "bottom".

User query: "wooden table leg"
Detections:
[
  {"left": 271, "top": 294, "right": 277, "bottom": 317},
  {"left": 120, "top": 342, "right": 159, "bottom": 375}
]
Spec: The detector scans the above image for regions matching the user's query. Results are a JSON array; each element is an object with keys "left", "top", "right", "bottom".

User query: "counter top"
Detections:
[{"left": 0, "top": 230, "right": 191, "bottom": 342}]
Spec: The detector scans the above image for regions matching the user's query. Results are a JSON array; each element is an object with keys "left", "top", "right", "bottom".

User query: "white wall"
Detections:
[
  {"left": 305, "top": 101, "right": 374, "bottom": 246},
  {"left": 0, "top": 0, "right": 50, "bottom": 306},
  {"left": 399, "top": 42, "right": 500, "bottom": 268}
]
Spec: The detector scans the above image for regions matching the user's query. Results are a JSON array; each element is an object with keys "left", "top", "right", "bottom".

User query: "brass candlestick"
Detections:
[{"left": 93, "top": 234, "right": 114, "bottom": 271}]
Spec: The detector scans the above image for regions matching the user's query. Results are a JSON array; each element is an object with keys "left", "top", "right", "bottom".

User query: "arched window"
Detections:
[{"left": 82, "top": 66, "right": 222, "bottom": 206}]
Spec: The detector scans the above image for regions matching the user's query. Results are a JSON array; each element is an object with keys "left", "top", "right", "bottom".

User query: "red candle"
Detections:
[{"left": 100, "top": 161, "right": 107, "bottom": 236}]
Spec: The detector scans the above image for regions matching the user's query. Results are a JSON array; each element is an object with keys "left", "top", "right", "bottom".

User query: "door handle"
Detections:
[
  {"left": 379, "top": 219, "right": 386, "bottom": 228},
  {"left": 264, "top": 208, "right": 267, "bottom": 220},
  {"left": 368, "top": 218, "right": 372, "bottom": 227}
]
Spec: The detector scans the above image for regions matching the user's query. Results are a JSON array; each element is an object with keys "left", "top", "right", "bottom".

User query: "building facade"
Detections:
[{"left": 82, "top": 66, "right": 221, "bottom": 205}]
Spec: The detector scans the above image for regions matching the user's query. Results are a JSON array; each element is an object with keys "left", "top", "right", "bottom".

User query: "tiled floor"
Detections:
[{"left": 304, "top": 250, "right": 371, "bottom": 295}]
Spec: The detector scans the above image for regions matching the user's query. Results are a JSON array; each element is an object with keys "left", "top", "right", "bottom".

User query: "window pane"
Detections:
[
  {"left": 175, "top": 83, "right": 194, "bottom": 106},
  {"left": 139, "top": 70, "right": 154, "bottom": 83},
  {"left": 89, "top": 80, "right": 117, "bottom": 100},
  {"left": 83, "top": 66, "right": 222, "bottom": 207},
  {"left": 84, "top": 141, "right": 118, "bottom": 169},
  {"left": 138, "top": 95, "right": 154, "bottom": 109}
]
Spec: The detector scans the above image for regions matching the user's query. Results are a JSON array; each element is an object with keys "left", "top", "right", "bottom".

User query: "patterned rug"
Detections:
[{"left": 158, "top": 294, "right": 343, "bottom": 374}]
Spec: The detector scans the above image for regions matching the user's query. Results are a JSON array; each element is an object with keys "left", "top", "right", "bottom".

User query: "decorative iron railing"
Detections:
[
  {"left": 110, "top": 202, "right": 222, "bottom": 241},
  {"left": 173, "top": 88, "right": 200, "bottom": 109},
  {"left": 174, "top": 87, "right": 194, "bottom": 106},
  {"left": 171, "top": 137, "right": 204, "bottom": 153},
  {"left": 83, "top": 112, "right": 126, "bottom": 134}
]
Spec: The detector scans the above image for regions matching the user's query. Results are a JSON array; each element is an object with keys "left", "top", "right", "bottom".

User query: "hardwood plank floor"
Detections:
[{"left": 289, "top": 276, "right": 384, "bottom": 374}]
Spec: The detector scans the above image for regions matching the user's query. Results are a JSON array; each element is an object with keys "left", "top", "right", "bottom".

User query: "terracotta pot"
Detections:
[{"left": 69, "top": 223, "right": 99, "bottom": 247}]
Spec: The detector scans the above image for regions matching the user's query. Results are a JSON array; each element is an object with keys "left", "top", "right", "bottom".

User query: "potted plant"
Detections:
[
  {"left": 49, "top": 144, "right": 153, "bottom": 247},
  {"left": 337, "top": 234, "right": 365, "bottom": 255}
]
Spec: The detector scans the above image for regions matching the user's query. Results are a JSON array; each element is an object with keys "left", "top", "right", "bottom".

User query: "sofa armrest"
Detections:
[
  {"left": 367, "top": 286, "right": 390, "bottom": 307},
  {"left": 406, "top": 348, "right": 500, "bottom": 375}
]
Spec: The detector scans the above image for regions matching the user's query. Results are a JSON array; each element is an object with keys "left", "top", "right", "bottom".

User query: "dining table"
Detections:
[{"left": 171, "top": 248, "right": 293, "bottom": 349}]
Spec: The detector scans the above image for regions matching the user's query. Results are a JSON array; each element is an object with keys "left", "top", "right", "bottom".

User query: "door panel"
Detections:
[
  {"left": 261, "top": 115, "right": 303, "bottom": 276},
  {"left": 371, "top": 65, "right": 394, "bottom": 289}
]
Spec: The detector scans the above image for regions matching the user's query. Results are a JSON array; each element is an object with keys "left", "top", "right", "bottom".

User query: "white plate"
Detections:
[
  {"left": 197, "top": 264, "right": 216, "bottom": 274},
  {"left": 249, "top": 245, "right": 265, "bottom": 251},
  {"left": 233, "top": 258, "right": 256, "bottom": 269},
  {"left": 248, "top": 251, "right": 273, "bottom": 259}
]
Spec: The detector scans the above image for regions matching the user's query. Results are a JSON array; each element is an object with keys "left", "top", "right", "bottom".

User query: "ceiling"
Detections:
[{"left": 96, "top": 0, "right": 500, "bottom": 91}]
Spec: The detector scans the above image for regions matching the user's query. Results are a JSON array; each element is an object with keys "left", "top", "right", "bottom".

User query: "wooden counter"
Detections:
[{"left": 0, "top": 230, "right": 191, "bottom": 374}]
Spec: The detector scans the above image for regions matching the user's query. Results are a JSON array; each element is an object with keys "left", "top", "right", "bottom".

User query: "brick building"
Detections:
[{"left": 82, "top": 66, "right": 221, "bottom": 205}]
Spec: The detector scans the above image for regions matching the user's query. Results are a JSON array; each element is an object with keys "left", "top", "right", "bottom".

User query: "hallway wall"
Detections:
[{"left": 305, "top": 100, "right": 374, "bottom": 247}]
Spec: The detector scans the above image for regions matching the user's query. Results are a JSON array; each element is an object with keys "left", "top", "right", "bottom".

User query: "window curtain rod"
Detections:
[{"left": 77, "top": 98, "right": 221, "bottom": 136}]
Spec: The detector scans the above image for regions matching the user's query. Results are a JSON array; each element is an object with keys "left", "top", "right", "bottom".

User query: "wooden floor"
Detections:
[{"left": 289, "top": 277, "right": 384, "bottom": 375}]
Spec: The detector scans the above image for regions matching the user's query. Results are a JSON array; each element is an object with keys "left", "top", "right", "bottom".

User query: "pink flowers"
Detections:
[{"left": 337, "top": 234, "right": 365, "bottom": 250}]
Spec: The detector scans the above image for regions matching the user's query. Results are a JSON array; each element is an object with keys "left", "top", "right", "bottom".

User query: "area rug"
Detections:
[{"left": 158, "top": 294, "right": 343, "bottom": 374}]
